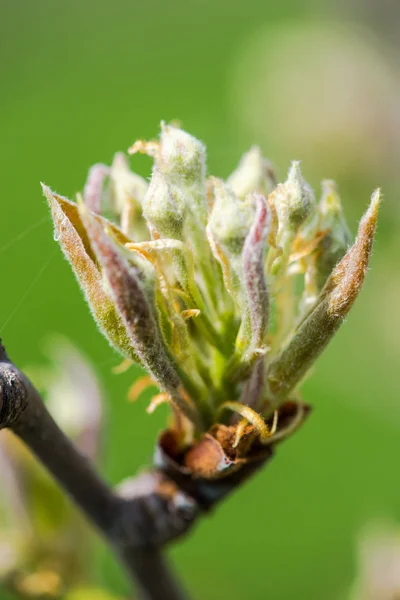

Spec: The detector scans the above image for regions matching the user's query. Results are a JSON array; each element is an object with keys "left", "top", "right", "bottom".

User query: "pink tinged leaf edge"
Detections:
[
  {"left": 80, "top": 211, "right": 202, "bottom": 427},
  {"left": 242, "top": 193, "right": 271, "bottom": 351},
  {"left": 83, "top": 164, "right": 110, "bottom": 214}
]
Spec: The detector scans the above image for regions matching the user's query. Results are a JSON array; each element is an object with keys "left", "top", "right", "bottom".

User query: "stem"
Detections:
[
  {"left": 13, "top": 387, "right": 120, "bottom": 533},
  {"left": 119, "top": 548, "right": 187, "bottom": 600},
  {"left": 0, "top": 341, "right": 187, "bottom": 600}
]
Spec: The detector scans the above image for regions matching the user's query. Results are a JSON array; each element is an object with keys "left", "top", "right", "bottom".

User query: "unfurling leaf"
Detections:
[
  {"left": 79, "top": 209, "right": 202, "bottom": 427},
  {"left": 42, "top": 185, "right": 140, "bottom": 362},
  {"left": 83, "top": 163, "right": 109, "bottom": 214},
  {"left": 242, "top": 193, "right": 270, "bottom": 354},
  {"left": 267, "top": 190, "right": 380, "bottom": 401}
]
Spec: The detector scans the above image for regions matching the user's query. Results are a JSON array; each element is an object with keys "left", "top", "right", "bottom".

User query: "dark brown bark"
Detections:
[{"left": 0, "top": 340, "right": 188, "bottom": 600}]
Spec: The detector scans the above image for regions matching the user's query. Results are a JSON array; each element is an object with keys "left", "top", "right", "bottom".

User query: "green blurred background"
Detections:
[{"left": 1, "top": 0, "right": 400, "bottom": 598}]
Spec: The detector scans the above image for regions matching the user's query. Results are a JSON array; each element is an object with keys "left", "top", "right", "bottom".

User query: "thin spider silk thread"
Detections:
[
  {"left": 0, "top": 216, "right": 48, "bottom": 255},
  {"left": 0, "top": 249, "right": 57, "bottom": 333}
]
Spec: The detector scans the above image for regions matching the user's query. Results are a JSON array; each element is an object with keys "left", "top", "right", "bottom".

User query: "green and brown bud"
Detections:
[{"left": 44, "top": 123, "right": 380, "bottom": 475}]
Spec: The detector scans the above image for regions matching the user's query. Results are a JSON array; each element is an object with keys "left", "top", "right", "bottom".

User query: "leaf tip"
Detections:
[{"left": 327, "top": 188, "right": 381, "bottom": 317}]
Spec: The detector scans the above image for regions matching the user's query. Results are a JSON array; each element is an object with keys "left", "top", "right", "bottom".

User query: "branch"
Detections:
[
  {"left": 0, "top": 340, "right": 188, "bottom": 600},
  {"left": 0, "top": 339, "right": 305, "bottom": 599}
]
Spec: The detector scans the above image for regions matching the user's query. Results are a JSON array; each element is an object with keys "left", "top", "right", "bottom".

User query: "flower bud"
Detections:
[
  {"left": 158, "top": 122, "right": 206, "bottom": 186},
  {"left": 109, "top": 152, "right": 148, "bottom": 211},
  {"left": 274, "top": 161, "right": 315, "bottom": 240},
  {"left": 207, "top": 179, "right": 255, "bottom": 306},
  {"left": 227, "top": 146, "right": 276, "bottom": 199},
  {"left": 208, "top": 179, "right": 255, "bottom": 256},
  {"left": 130, "top": 123, "right": 209, "bottom": 228},
  {"left": 142, "top": 168, "right": 185, "bottom": 240},
  {"left": 82, "top": 155, "right": 149, "bottom": 242},
  {"left": 83, "top": 163, "right": 109, "bottom": 214},
  {"left": 158, "top": 124, "right": 210, "bottom": 237},
  {"left": 107, "top": 152, "right": 149, "bottom": 240},
  {"left": 315, "top": 180, "right": 352, "bottom": 289},
  {"left": 269, "top": 161, "right": 315, "bottom": 275}
]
